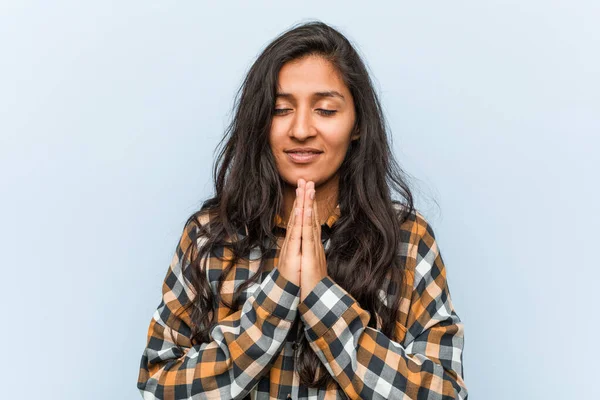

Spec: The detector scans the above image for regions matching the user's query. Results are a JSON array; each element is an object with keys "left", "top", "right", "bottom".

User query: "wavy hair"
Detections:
[{"left": 173, "top": 20, "right": 416, "bottom": 390}]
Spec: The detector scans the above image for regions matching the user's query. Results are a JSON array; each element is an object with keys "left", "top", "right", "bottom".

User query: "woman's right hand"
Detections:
[{"left": 277, "top": 180, "right": 305, "bottom": 286}]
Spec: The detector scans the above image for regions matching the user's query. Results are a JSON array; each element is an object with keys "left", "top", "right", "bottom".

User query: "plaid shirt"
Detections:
[{"left": 137, "top": 204, "right": 468, "bottom": 399}]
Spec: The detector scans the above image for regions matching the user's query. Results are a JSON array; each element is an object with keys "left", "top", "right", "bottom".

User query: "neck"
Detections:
[{"left": 281, "top": 174, "right": 339, "bottom": 226}]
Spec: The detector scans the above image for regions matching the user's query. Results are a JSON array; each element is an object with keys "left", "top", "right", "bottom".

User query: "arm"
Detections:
[
  {"left": 137, "top": 221, "right": 300, "bottom": 399},
  {"left": 298, "top": 217, "right": 468, "bottom": 400}
]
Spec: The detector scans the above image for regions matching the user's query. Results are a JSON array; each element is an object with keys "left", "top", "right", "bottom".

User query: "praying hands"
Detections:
[{"left": 277, "top": 178, "right": 329, "bottom": 302}]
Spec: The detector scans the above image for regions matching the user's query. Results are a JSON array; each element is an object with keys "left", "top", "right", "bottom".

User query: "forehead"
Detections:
[{"left": 276, "top": 55, "right": 350, "bottom": 100}]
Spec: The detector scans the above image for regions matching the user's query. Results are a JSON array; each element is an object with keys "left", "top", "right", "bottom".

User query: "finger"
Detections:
[
  {"left": 286, "top": 196, "right": 298, "bottom": 231},
  {"left": 280, "top": 196, "right": 297, "bottom": 254},
  {"left": 289, "top": 181, "right": 304, "bottom": 255},
  {"left": 313, "top": 194, "right": 321, "bottom": 243},
  {"left": 283, "top": 180, "right": 303, "bottom": 233},
  {"left": 282, "top": 197, "right": 296, "bottom": 247},
  {"left": 302, "top": 181, "right": 315, "bottom": 250}
]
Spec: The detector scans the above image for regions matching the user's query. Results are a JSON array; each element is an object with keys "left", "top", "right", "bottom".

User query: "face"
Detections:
[{"left": 269, "top": 55, "right": 358, "bottom": 190}]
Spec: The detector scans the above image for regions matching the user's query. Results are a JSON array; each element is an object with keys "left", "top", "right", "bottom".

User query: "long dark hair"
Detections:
[{"left": 174, "top": 20, "right": 416, "bottom": 390}]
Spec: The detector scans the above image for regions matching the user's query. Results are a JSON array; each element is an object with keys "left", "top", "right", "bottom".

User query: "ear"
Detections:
[{"left": 350, "top": 125, "right": 360, "bottom": 141}]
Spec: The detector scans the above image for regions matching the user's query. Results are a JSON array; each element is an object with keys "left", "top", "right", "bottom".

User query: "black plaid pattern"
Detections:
[{"left": 137, "top": 205, "right": 468, "bottom": 399}]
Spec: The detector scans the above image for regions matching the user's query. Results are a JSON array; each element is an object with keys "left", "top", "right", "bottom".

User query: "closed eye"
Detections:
[
  {"left": 273, "top": 108, "right": 291, "bottom": 115},
  {"left": 272, "top": 108, "right": 337, "bottom": 116},
  {"left": 317, "top": 109, "right": 337, "bottom": 116}
]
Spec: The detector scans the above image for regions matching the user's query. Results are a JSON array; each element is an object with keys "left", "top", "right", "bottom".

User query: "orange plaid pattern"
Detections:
[{"left": 137, "top": 204, "right": 468, "bottom": 399}]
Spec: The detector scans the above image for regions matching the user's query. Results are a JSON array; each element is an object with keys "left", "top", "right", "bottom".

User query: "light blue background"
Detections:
[{"left": 1, "top": 1, "right": 598, "bottom": 399}]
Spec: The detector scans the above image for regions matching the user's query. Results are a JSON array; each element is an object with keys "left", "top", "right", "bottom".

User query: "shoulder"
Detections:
[
  {"left": 391, "top": 202, "right": 437, "bottom": 250},
  {"left": 177, "top": 207, "right": 216, "bottom": 258},
  {"left": 390, "top": 202, "right": 444, "bottom": 289}
]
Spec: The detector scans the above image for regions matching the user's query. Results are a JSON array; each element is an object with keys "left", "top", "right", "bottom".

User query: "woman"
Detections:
[{"left": 137, "top": 21, "right": 468, "bottom": 400}]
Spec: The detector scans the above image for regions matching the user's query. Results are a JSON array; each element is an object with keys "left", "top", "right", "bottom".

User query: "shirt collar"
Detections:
[{"left": 273, "top": 203, "right": 341, "bottom": 231}]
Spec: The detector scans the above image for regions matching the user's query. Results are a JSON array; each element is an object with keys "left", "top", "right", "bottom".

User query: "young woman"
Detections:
[{"left": 137, "top": 21, "right": 468, "bottom": 400}]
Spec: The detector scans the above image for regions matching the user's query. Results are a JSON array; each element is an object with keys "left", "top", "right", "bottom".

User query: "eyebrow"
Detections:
[{"left": 275, "top": 90, "right": 345, "bottom": 101}]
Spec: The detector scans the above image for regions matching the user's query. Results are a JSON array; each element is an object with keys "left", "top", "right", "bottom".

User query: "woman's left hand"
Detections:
[{"left": 297, "top": 179, "right": 328, "bottom": 302}]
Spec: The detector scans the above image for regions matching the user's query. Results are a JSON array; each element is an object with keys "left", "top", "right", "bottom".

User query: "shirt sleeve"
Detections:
[
  {"left": 297, "top": 218, "right": 468, "bottom": 400},
  {"left": 137, "top": 221, "right": 301, "bottom": 400}
]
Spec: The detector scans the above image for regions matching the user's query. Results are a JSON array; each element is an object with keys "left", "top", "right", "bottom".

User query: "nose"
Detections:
[{"left": 289, "top": 106, "right": 316, "bottom": 141}]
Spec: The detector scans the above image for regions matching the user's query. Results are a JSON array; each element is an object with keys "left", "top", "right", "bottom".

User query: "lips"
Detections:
[
  {"left": 285, "top": 148, "right": 323, "bottom": 154},
  {"left": 286, "top": 151, "right": 322, "bottom": 164}
]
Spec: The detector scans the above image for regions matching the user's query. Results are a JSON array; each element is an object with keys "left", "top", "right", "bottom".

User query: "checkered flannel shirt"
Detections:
[{"left": 137, "top": 203, "right": 468, "bottom": 399}]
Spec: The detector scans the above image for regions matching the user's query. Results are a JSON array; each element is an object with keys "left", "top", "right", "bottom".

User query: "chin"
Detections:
[
  {"left": 281, "top": 173, "right": 316, "bottom": 186},
  {"left": 282, "top": 173, "right": 334, "bottom": 189}
]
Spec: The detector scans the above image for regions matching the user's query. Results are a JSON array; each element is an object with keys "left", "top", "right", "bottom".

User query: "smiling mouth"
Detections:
[{"left": 286, "top": 152, "right": 322, "bottom": 163}]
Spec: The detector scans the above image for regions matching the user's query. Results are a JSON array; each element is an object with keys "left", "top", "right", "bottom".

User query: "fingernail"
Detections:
[
  {"left": 295, "top": 208, "right": 301, "bottom": 216},
  {"left": 306, "top": 208, "right": 312, "bottom": 216}
]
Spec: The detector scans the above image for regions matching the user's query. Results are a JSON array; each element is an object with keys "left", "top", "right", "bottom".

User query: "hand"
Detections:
[
  {"left": 297, "top": 179, "right": 328, "bottom": 302},
  {"left": 276, "top": 179, "right": 328, "bottom": 300},
  {"left": 276, "top": 187, "right": 302, "bottom": 287}
]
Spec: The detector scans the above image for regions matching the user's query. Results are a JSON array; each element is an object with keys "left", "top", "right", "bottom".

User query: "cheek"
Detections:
[
  {"left": 320, "top": 116, "right": 354, "bottom": 147},
  {"left": 268, "top": 131, "right": 281, "bottom": 157},
  {"left": 268, "top": 132, "right": 287, "bottom": 171},
  {"left": 268, "top": 123, "right": 286, "bottom": 149},
  {"left": 323, "top": 132, "right": 353, "bottom": 160}
]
